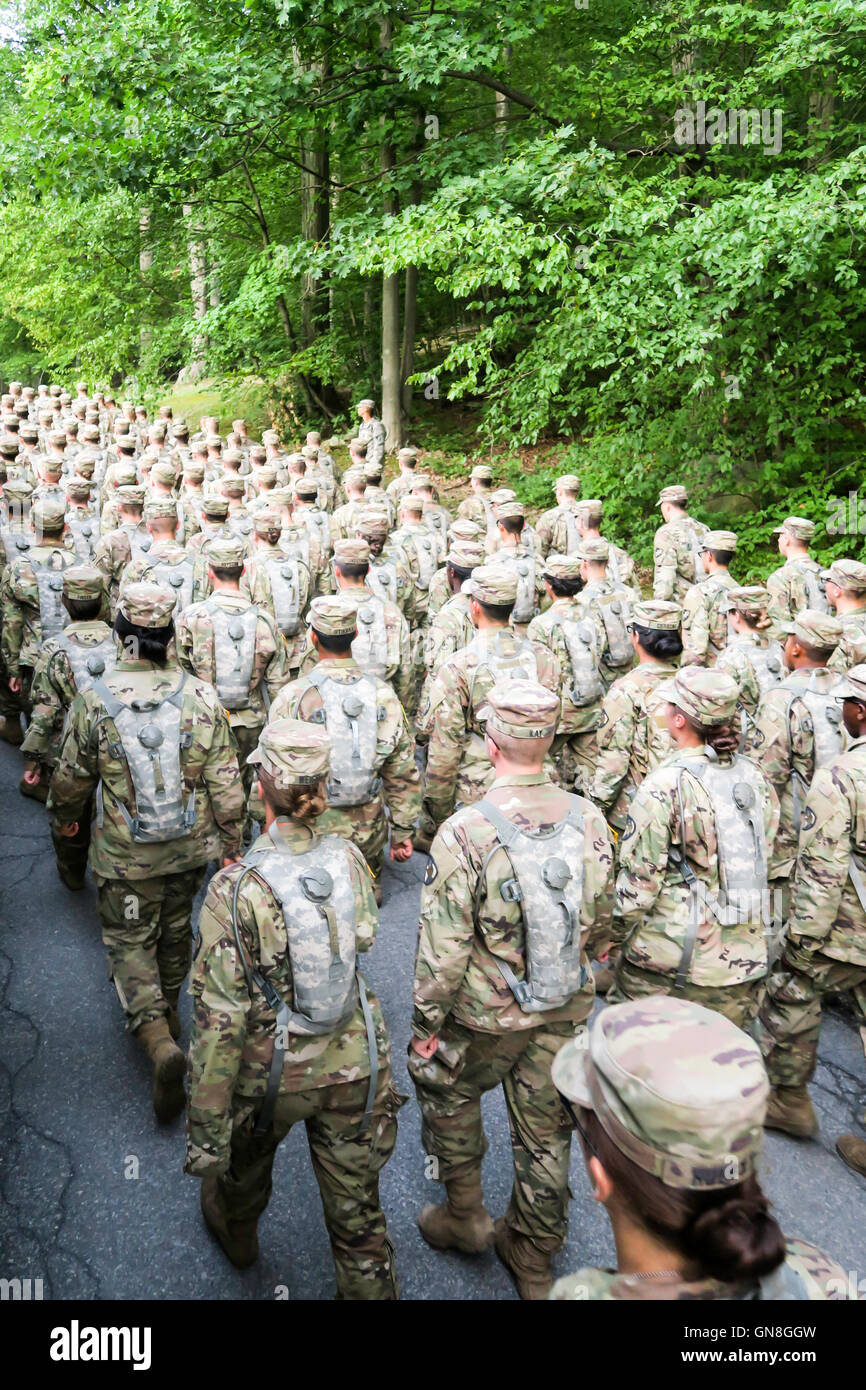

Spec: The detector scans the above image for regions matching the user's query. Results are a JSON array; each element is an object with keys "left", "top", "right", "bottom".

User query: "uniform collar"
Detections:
[
  {"left": 316, "top": 656, "right": 359, "bottom": 670},
  {"left": 491, "top": 772, "right": 549, "bottom": 787}
]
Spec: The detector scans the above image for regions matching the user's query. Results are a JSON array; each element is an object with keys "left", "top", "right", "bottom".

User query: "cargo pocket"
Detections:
[{"left": 368, "top": 1081, "right": 406, "bottom": 1172}]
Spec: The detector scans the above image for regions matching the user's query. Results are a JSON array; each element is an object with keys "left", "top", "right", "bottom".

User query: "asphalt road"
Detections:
[{"left": 2, "top": 735, "right": 865, "bottom": 1302}]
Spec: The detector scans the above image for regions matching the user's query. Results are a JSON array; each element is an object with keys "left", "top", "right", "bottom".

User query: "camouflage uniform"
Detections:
[
  {"left": 550, "top": 995, "right": 855, "bottom": 1301},
  {"left": 574, "top": 543, "right": 636, "bottom": 692},
  {"left": 49, "top": 583, "right": 244, "bottom": 1035},
  {"left": 2, "top": 509, "right": 78, "bottom": 705},
  {"left": 611, "top": 668, "right": 780, "bottom": 1028},
  {"left": 766, "top": 518, "right": 827, "bottom": 630},
  {"left": 241, "top": 527, "right": 315, "bottom": 677},
  {"left": 534, "top": 476, "right": 582, "bottom": 558},
  {"left": 680, "top": 534, "right": 738, "bottom": 667},
  {"left": 415, "top": 540, "right": 485, "bottom": 730},
  {"left": 652, "top": 485, "right": 710, "bottom": 602},
  {"left": 411, "top": 682, "right": 614, "bottom": 1274},
  {"left": 93, "top": 491, "right": 152, "bottom": 614},
  {"left": 185, "top": 720, "right": 402, "bottom": 1298},
  {"left": 356, "top": 405, "right": 385, "bottom": 470},
  {"left": 825, "top": 559, "right": 866, "bottom": 673},
  {"left": 716, "top": 601, "right": 785, "bottom": 719}
]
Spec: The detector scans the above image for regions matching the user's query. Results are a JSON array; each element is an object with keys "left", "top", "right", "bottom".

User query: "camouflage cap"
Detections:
[
  {"left": 253, "top": 510, "right": 283, "bottom": 537},
  {"left": 19, "top": 425, "right": 38, "bottom": 443},
  {"left": 206, "top": 536, "right": 246, "bottom": 568},
  {"left": 355, "top": 508, "right": 390, "bottom": 539},
  {"left": 397, "top": 446, "right": 418, "bottom": 461},
  {"left": 827, "top": 558, "right": 866, "bottom": 593},
  {"left": 294, "top": 477, "right": 320, "bottom": 499},
  {"left": 248, "top": 717, "right": 331, "bottom": 789},
  {"left": 31, "top": 495, "right": 67, "bottom": 528},
  {"left": 400, "top": 495, "right": 424, "bottom": 515},
  {"left": 491, "top": 488, "right": 517, "bottom": 505},
  {"left": 496, "top": 500, "right": 525, "bottom": 522},
  {"left": 550, "top": 996, "right": 769, "bottom": 1191},
  {"left": 221, "top": 476, "right": 247, "bottom": 497},
  {"left": 145, "top": 498, "right": 180, "bottom": 522},
  {"left": 449, "top": 518, "right": 482, "bottom": 542},
  {"left": 656, "top": 666, "right": 739, "bottom": 725},
  {"left": 202, "top": 496, "right": 230, "bottom": 519},
  {"left": 74, "top": 453, "right": 97, "bottom": 475},
  {"left": 231, "top": 418, "right": 246, "bottom": 430},
  {"left": 727, "top": 585, "right": 770, "bottom": 616},
  {"left": 576, "top": 537, "right": 609, "bottom": 563},
  {"left": 118, "top": 581, "right": 176, "bottom": 628},
  {"left": 206, "top": 433, "right": 223, "bottom": 449},
  {"left": 702, "top": 529, "right": 737, "bottom": 552},
  {"left": 0, "top": 433, "right": 19, "bottom": 455},
  {"left": 355, "top": 398, "right": 376, "bottom": 410},
  {"left": 447, "top": 541, "right": 485, "bottom": 570},
  {"left": 268, "top": 488, "right": 294, "bottom": 509},
  {"left": 261, "top": 429, "right": 280, "bottom": 444},
  {"left": 301, "top": 445, "right": 318, "bottom": 459},
  {"left": 632, "top": 599, "right": 682, "bottom": 631},
  {"left": 780, "top": 608, "right": 842, "bottom": 650},
  {"left": 256, "top": 465, "right": 278, "bottom": 485},
  {"left": 772, "top": 516, "right": 815, "bottom": 541},
  {"left": 480, "top": 679, "right": 559, "bottom": 740},
  {"left": 183, "top": 461, "right": 206, "bottom": 481},
  {"left": 575, "top": 497, "right": 603, "bottom": 515},
  {"left": 47, "top": 429, "right": 67, "bottom": 448},
  {"left": 223, "top": 448, "right": 243, "bottom": 467},
  {"left": 63, "top": 565, "right": 104, "bottom": 599},
  {"left": 173, "top": 418, "right": 189, "bottom": 436},
  {"left": 151, "top": 460, "right": 177, "bottom": 486},
  {"left": 112, "top": 462, "right": 139, "bottom": 486},
  {"left": 363, "top": 460, "right": 383, "bottom": 480},
  {"left": 556, "top": 473, "right": 581, "bottom": 493},
  {"left": 249, "top": 445, "right": 267, "bottom": 464},
  {"left": 342, "top": 468, "right": 366, "bottom": 489},
  {"left": 411, "top": 474, "right": 433, "bottom": 490},
  {"left": 308, "top": 595, "right": 359, "bottom": 637},
  {"left": 543, "top": 552, "right": 582, "bottom": 581},
  {"left": 463, "top": 563, "right": 518, "bottom": 606},
  {"left": 658, "top": 484, "right": 689, "bottom": 505},
  {"left": 470, "top": 464, "right": 493, "bottom": 482},
  {"left": 334, "top": 538, "right": 371, "bottom": 566},
  {"left": 836, "top": 663, "right": 866, "bottom": 704},
  {"left": 65, "top": 478, "right": 93, "bottom": 501},
  {"left": 116, "top": 484, "right": 147, "bottom": 507}
]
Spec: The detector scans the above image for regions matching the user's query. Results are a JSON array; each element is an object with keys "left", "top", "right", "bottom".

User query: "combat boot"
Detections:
[
  {"left": 136, "top": 1019, "right": 186, "bottom": 1123},
  {"left": 200, "top": 1176, "right": 259, "bottom": 1268},
  {"left": 836, "top": 1134, "right": 866, "bottom": 1179},
  {"left": 0, "top": 716, "right": 23, "bottom": 746},
  {"left": 764, "top": 1084, "right": 818, "bottom": 1138},
  {"left": 163, "top": 989, "right": 181, "bottom": 1041},
  {"left": 418, "top": 1172, "right": 494, "bottom": 1254},
  {"left": 494, "top": 1217, "right": 554, "bottom": 1300}
]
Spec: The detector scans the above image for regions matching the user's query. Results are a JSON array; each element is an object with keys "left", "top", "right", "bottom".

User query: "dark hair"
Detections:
[
  {"left": 210, "top": 564, "right": 244, "bottom": 583},
  {"left": 34, "top": 523, "right": 65, "bottom": 541},
  {"left": 446, "top": 562, "right": 473, "bottom": 584},
  {"left": 681, "top": 710, "right": 741, "bottom": 757},
  {"left": 580, "top": 1107, "right": 785, "bottom": 1285},
  {"left": 312, "top": 628, "right": 354, "bottom": 655},
  {"left": 257, "top": 769, "right": 327, "bottom": 821},
  {"left": 335, "top": 561, "right": 369, "bottom": 581},
  {"left": 499, "top": 516, "right": 524, "bottom": 536},
  {"left": 799, "top": 639, "right": 836, "bottom": 664},
  {"left": 707, "top": 549, "right": 735, "bottom": 567},
  {"left": 476, "top": 598, "right": 514, "bottom": 623},
  {"left": 546, "top": 574, "right": 584, "bottom": 599},
  {"left": 63, "top": 596, "right": 103, "bottom": 621},
  {"left": 113, "top": 611, "right": 174, "bottom": 666},
  {"left": 634, "top": 625, "right": 683, "bottom": 660}
]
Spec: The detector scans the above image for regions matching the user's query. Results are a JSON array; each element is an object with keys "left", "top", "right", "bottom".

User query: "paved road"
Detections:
[{"left": 2, "top": 735, "right": 865, "bottom": 1301}]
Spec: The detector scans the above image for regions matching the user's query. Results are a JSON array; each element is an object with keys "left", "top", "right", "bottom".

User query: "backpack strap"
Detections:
[{"left": 666, "top": 761, "right": 704, "bottom": 993}]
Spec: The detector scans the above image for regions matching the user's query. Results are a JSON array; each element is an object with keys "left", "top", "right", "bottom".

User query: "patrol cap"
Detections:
[
  {"left": 145, "top": 498, "right": 179, "bottom": 522},
  {"left": 355, "top": 508, "right": 389, "bottom": 539},
  {"left": 397, "top": 447, "right": 418, "bottom": 462},
  {"left": 308, "top": 595, "right": 359, "bottom": 637},
  {"left": 462, "top": 563, "right": 518, "bottom": 606},
  {"left": 294, "top": 477, "right": 320, "bottom": 499},
  {"left": 31, "top": 495, "right": 67, "bottom": 529},
  {"left": 255, "top": 465, "right": 278, "bottom": 485},
  {"left": 74, "top": 452, "right": 97, "bottom": 476},
  {"left": 116, "top": 484, "right": 147, "bottom": 507},
  {"left": 658, "top": 484, "right": 688, "bottom": 506},
  {"left": 835, "top": 663, "right": 866, "bottom": 704},
  {"left": 267, "top": 488, "right": 294, "bottom": 509},
  {"left": 576, "top": 537, "right": 609, "bottom": 563},
  {"left": 348, "top": 437, "right": 367, "bottom": 453},
  {"left": 0, "top": 433, "right": 19, "bottom": 456},
  {"left": 496, "top": 500, "right": 525, "bottom": 522},
  {"left": 174, "top": 419, "right": 189, "bottom": 437},
  {"left": 202, "top": 496, "right": 230, "bottom": 519},
  {"left": 355, "top": 398, "right": 376, "bottom": 410},
  {"left": 702, "top": 529, "right": 737, "bottom": 552},
  {"left": 183, "top": 461, "right": 206, "bottom": 481},
  {"left": 447, "top": 541, "right": 485, "bottom": 570},
  {"left": 63, "top": 566, "right": 104, "bottom": 599},
  {"left": 151, "top": 460, "right": 177, "bottom": 486},
  {"left": 779, "top": 608, "right": 842, "bottom": 650},
  {"left": 301, "top": 445, "right": 318, "bottom": 459},
  {"left": 655, "top": 667, "right": 739, "bottom": 725},
  {"left": 363, "top": 460, "right": 383, "bottom": 480},
  {"left": 334, "top": 538, "right": 370, "bottom": 566},
  {"left": 65, "top": 478, "right": 93, "bottom": 502},
  {"left": 543, "top": 552, "right": 583, "bottom": 581},
  {"left": 575, "top": 497, "right": 603, "bottom": 516},
  {"left": 206, "top": 433, "right": 223, "bottom": 449},
  {"left": 261, "top": 429, "right": 280, "bottom": 445},
  {"left": 19, "top": 425, "right": 38, "bottom": 443},
  {"left": 253, "top": 510, "right": 283, "bottom": 536},
  {"left": 556, "top": 473, "right": 581, "bottom": 493},
  {"left": 411, "top": 474, "right": 434, "bottom": 490},
  {"left": 550, "top": 996, "right": 769, "bottom": 1191},
  {"left": 221, "top": 477, "right": 246, "bottom": 497},
  {"left": 400, "top": 495, "right": 424, "bottom": 515},
  {"left": 342, "top": 468, "right": 366, "bottom": 489},
  {"left": 47, "top": 429, "right": 67, "bottom": 448},
  {"left": 491, "top": 488, "right": 517, "bottom": 505},
  {"left": 249, "top": 445, "right": 267, "bottom": 464},
  {"left": 118, "top": 581, "right": 176, "bottom": 628},
  {"left": 206, "top": 536, "right": 246, "bottom": 568},
  {"left": 470, "top": 464, "right": 493, "bottom": 483},
  {"left": 231, "top": 418, "right": 246, "bottom": 431},
  {"left": 772, "top": 516, "right": 815, "bottom": 541},
  {"left": 449, "top": 518, "right": 482, "bottom": 542},
  {"left": 726, "top": 585, "right": 770, "bottom": 616},
  {"left": 631, "top": 599, "right": 682, "bottom": 631},
  {"left": 223, "top": 448, "right": 243, "bottom": 468},
  {"left": 480, "top": 679, "right": 559, "bottom": 740},
  {"left": 827, "top": 558, "right": 866, "bottom": 593},
  {"left": 112, "top": 462, "right": 139, "bottom": 486},
  {"left": 249, "top": 718, "right": 331, "bottom": 788}
]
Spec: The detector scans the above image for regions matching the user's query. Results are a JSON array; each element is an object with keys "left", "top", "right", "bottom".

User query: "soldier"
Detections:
[
  {"left": 362, "top": 459, "right": 394, "bottom": 527},
  {"left": 222, "top": 476, "right": 254, "bottom": 544},
  {"left": 391, "top": 493, "right": 442, "bottom": 630},
  {"left": 323, "top": 538, "right": 412, "bottom": 708},
  {"left": 20, "top": 566, "right": 115, "bottom": 883},
  {"left": 766, "top": 516, "right": 828, "bottom": 628},
  {"left": 187, "top": 494, "right": 232, "bottom": 558},
  {"left": 180, "top": 459, "right": 208, "bottom": 534},
  {"left": 486, "top": 500, "right": 545, "bottom": 635},
  {"left": 757, "top": 663, "right": 866, "bottom": 1164},
  {"left": 386, "top": 445, "right": 418, "bottom": 504},
  {"left": 744, "top": 610, "right": 846, "bottom": 927},
  {"left": 456, "top": 464, "right": 496, "bottom": 540},
  {"left": 241, "top": 511, "right": 313, "bottom": 677},
  {"left": 825, "top": 558, "right": 866, "bottom": 672},
  {"left": 716, "top": 585, "right": 785, "bottom": 728},
  {"left": 420, "top": 566, "right": 559, "bottom": 840},
  {"left": 330, "top": 468, "right": 368, "bottom": 543},
  {"left": 93, "top": 484, "right": 151, "bottom": 615},
  {"left": 278, "top": 490, "right": 332, "bottom": 599},
  {"left": 98, "top": 461, "right": 138, "bottom": 531},
  {"left": 575, "top": 538, "right": 635, "bottom": 691},
  {"left": 2, "top": 495, "right": 77, "bottom": 714},
  {"left": 550, "top": 996, "right": 855, "bottom": 1300},
  {"left": 575, "top": 498, "right": 637, "bottom": 590},
  {"left": 412, "top": 473, "right": 452, "bottom": 553},
  {"left": 268, "top": 596, "right": 419, "bottom": 900},
  {"left": 534, "top": 473, "right": 581, "bottom": 558},
  {"left": 416, "top": 539, "right": 485, "bottom": 732},
  {"left": 611, "top": 667, "right": 779, "bottom": 1029},
  {"left": 356, "top": 398, "right": 386, "bottom": 471},
  {"left": 185, "top": 718, "right": 402, "bottom": 1296},
  {"left": 410, "top": 680, "right": 614, "bottom": 1299},
  {"left": 652, "top": 484, "right": 710, "bottom": 602},
  {"left": 426, "top": 518, "right": 483, "bottom": 619},
  {"left": 118, "top": 499, "right": 199, "bottom": 613},
  {"left": 355, "top": 507, "right": 415, "bottom": 625},
  {"left": 292, "top": 475, "right": 332, "bottom": 558},
  {"left": 64, "top": 477, "right": 100, "bottom": 562},
  {"left": 176, "top": 535, "right": 289, "bottom": 814},
  {"left": 680, "top": 530, "right": 739, "bottom": 667},
  {"left": 527, "top": 553, "right": 605, "bottom": 796}
]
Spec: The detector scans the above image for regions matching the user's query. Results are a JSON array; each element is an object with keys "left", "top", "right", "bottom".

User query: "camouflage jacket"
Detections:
[
  {"left": 744, "top": 666, "right": 847, "bottom": 878},
  {"left": 119, "top": 538, "right": 206, "bottom": 606},
  {"left": 185, "top": 821, "right": 388, "bottom": 1176},
  {"left": 187, "top": 521, "right": 235, "bottom": 557},
  {"left": 360, "top": 484, "right": 394, "bottom": 527},
  {"left": 716, "top": 631, "right": 785, "bottom": 716},
  {"left": 20, "top": 619, "right": 113, "bottom": 768},
  {"left": 297, "top": 586, "right": 413, "bottom": 707},
  {"left": 423, "top": 629, "right": 560, "bottom": 828},
  {"left": 175, "top": 590, "right": 290, "bottom": 729},
  {"left": 330, "top": 498, "right": 366, "bottom": 544},
  {"left": 766, "top": 556, "right": 827, "bottom": 630},
  {"left": 269, "top": 657, "right": 421, "bottom": 841},
  {"left": 534, "top": 503, "right": 581, "bottom": 558},
  {"left": 828, "top": 607, "right": 866, "bottom": 674},
  {"left": 416, "top": 590, "right": 475, "bottom": 735},
  {"left": 615, "top": 744, "right": 780, "bottom": 986},
  {"left": 390, "top": 523, "right": 444, "bottom": 619},
  {"left": 413, "top": 773, "right": 614, "bottom": 1036},
  {"left": 550, "top": 1240, "right": 857, "bottom": 1301},
  {"left": 681, "top": 570, "right": 738, "bottom": 666},
  {"left": 385, "top": 471, "right": 416, "bottom": 503},
  {"left": 784, "top": 737, "right": 866, "bottom": 966},
  {"left": 484, "top": 520, "right": 541, "bottom": 558},
  {"left": 49, "top": 657, "right": 244, "bottom": 879},
  {"left": 369, "top": 548, "right": 416, "bottom": 625},
  {"left": 239, "top": 542, "right": 314, "bottom": 671},
  {"left": 527, "top": 596, "right": 605, "bottom": 735},
  {"left": 575, "top": 579, "right": 637, "bottom": 688},
  {"left": 93, "top": 524, "right": 152, "bottom": 612},
  {"left": 652, "top": 515, "right": 710, "bottom": 602},
  {"left": 426, "top": 565, "right": 452, "bottom": 622},
  {"left": 279, "top": 523, "right": 332, "bottom": 598},
  {"left": 1, "top": 540, "right": 77, "bottom": 673},
  {"left": 591, "top": 660, "right": 677, "bottom": 828},
  {"left": 456, "top": 493, "right": 497, "bottom": 540},
  {"left": 357, "top": 416, "right": 385, "bottom": 469}
]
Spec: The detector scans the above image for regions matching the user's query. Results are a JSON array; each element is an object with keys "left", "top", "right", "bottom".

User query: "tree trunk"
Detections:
[
  {"left": 182, "top": 202, "right": 208, "bottom": 381},
  {"left": 379, "top": 17, "right": 401, "bottom": 451},
  {"left": 495, "top": 46, "right": 511, "bottom": 139},
  {"left": 400, "top": 112, "right": 423, "bottom": 418},
  {"left": 138, "top": 207, "right": 152, "bottom": 362}
]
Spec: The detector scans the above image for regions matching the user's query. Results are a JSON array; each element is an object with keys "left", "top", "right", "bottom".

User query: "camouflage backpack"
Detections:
[
  {"left": 90, "top": 671, "right": 197, "bottom": 843},
  {"left": 352, "top": 596, "right": 391, "bottom": 679},
  {"left": 560, "top": 509, "right": 580, "bottom": 555},
  {"left": 1, "top": 527, "right": 30, "bottom": 565},
  {"left": 200, "top": 600, "right": 260, "bottom": 709},
  {"left": 298, "top": 506, "right": 331, "bottom": 555},
  {"left": 52, "top": 629, "right": 117, "bottom": 695},
  {"left": 683, "top": 519, "right": 708, "bottom": 584},
  {"left": 306, "top": 666, "right": 384, "bottom": 807},
  {"left": 143, "top": 552, "right": 196, "bottom": 615},
  {"left": 120, "top": 522, "right": 152, "bottom": 561},
  {"left": 729, "top": 636, "right": 785, "bottom": 696},
  {"left": 790, "top": 560, "right": 829, "bottom": 614},
  {"left": 559, "top": 611, "right": 604, "bottom": 708},
  {"left": 472, "top": 795, "right": 588, "bottom": 1011},
  {"left": 465, "top": 630, "right": 540, "bottom": 723},
  {"left": 227, "top": 512, "right": 253, "bottom": 541},
  {"left": 399, "top": 528, "right": 438, "bottom": 592},
  {"left": 782, "top": 668, "right": 848, "bottom": 832},
  {"left": 30, "top": 549, "right": 75, "bottom": 641},
  {"left": 67, "top": 516, "right": 99, "bottom": 562},
  {"left": 583, "top": 582, "right": 633, "bottom": 669},
  {"left": 366, "top": 557, "right": 398, "bottom": 607},
  {"left": 494, "top": 550, "right": 537, "bottom": 624},
  {"left": 262, "top": 553, "right": 306, "bottom": 636},
  {"left": 280, "top": 528, "right": 311, "bottom": 571}
]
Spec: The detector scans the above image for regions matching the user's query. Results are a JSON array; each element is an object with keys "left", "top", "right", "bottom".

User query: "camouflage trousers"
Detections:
[
  {"left": 318, "top": 798, "right": 388, "bottom": 883},
  {"left": 610, "top": 957, "right": 765, "bottom": 1033},
  {"left": 217, "top": 1064, "right": 404, "bottom": 1300},
  {"left": 757, "top": 945, "right": 866, "bottom": 1089},
  {"left": 95, "top": 868, "right": 205, "bottom": 1032},
  {"left": 228, "top": 720, "right": 263, "bottom": 802},
  {"left": 51, "top": 796, "right": 92, "bottom": 880},
  {"left": 552, "top": 730, "right": 598, "bottom": 796},
  {"left": 409, "top": 1018, "right": 578, "bottom": 1251}
]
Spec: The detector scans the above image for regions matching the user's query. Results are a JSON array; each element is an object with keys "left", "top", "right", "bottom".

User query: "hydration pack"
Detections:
[
  {"left": 280, "top": 528, "right": 311, "bottom": 571},
  {"left": 203, "top": 600, "right": 260, "bottom": 709},
  {"left": 494, "top": 550, "right": 537, "bottom": 624},
  {"left": 298, "top": 507, "right": 331, "bottom": 556},
  {"left": 366, "top": 558, "right": 398, "bottom": 607},
  {"left": 559, "top": 613, "right": 604, "bottom": 707},
  {"left": 731, "top": 637, "right": 785, "bottom": 696},
  {"left": 144, "top": 553, "right": 196, "bottom": 615},
  {"left": 53, "top": 630, "right": 117, "bottom": 694},
  {"left": 307, "top": 667, "right": 384, "bottom": 807},
  {"left": 560, "top": 509, "right": 580, "bottom": 555},
  {"left": 465, "top": 630, "right": 539, "bottom": 720},
  {"left": 352, "top": 597, "right": 390, "bottom": 679},
  {"left": 227, "top": 512, "right": 253, "bottom": 541},
  {"left": 783, "top": 669, "right": 848, "bottom": 832},
  {"left": 473, "top": 796, "right": 588, "bottom": 1011},
  {"left": 121, "top": 523, "right": 152, "bottom": 560},
  {"left": 584, "top": 584, "right": 633, "bottom": 668},
  {"left": 30, "top": 550, "right": 75, "bottom": 641},
  {"left": 1, "top": 527, "right": 30, "bottom": 565},
  {"left": 67, "top": 516, "right": 98, "bottom": 561},
  {"left": 790, "top": 560, "right": 829, "bottom": 614},
  {"left": 91, "top": 671, "right": 197, "bottom": 843},
  {"left": 684, "top": 521, "right": 707, "bottom": 584},
  {"left": 399, "top": 529, "right": 438, "bottom": 592},
  {"left": 262, "top": 554, "right": 305, "bottom": 636}
]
